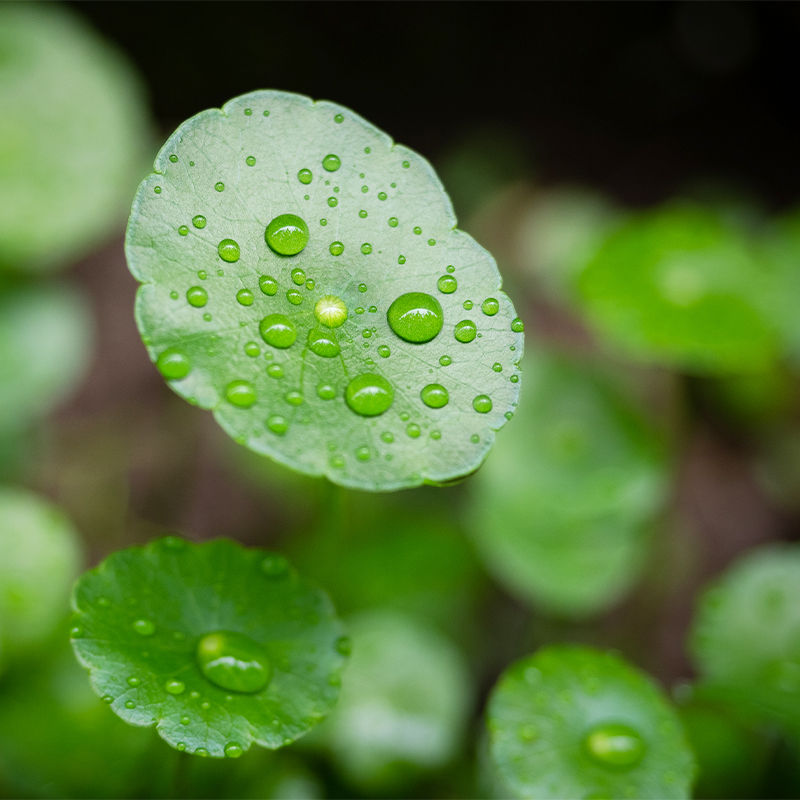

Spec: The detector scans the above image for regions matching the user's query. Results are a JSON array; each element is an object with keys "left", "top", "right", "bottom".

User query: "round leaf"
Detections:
[
  {"left": 125, "top": 90, "right": 523, "bottom": 491},
  {"left": 0, "top": 282, "right": 93, "bottom": 434},
  {"left": 487, "top": 645, "right": 695, "bottom": 799},
  {"left": 690, "top": 543, "right": 800, "bottom": 734},
  {"left": 467, "top": 350, "right": 667, "bottom": 615},
  {"left": 0, "top": 4, "right": 150, "bottom": 271},
  {"left": 0, "top": 486, "right": 82, "bottom": 650},
  {"left": 70, "top": 537, "right": 347, "bottom": 758},
  {"left": 576, "top": 204, "right": 777, "bottom": 374}
]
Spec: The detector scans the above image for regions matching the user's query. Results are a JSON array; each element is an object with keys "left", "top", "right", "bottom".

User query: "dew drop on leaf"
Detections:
[
  {"left": 298, "top": 168, "right": 312, "bottom": 184},
  {"left": 132, "top": 619, "right": 155, "bottom": 636},
  {"left": 217, "top": 239, "right": 240, "bottom": 263},
  {"left": 322, "top": 154, "right": 341, "bottom": 172},
  {"left": 156, "top": 348, "right": 191, "bottom": 380},
  {"left": 361, "top": 243, "right": 372, "bottom": 255},
  {"left": 473, "top": 395, "right": 493, "bottom": 414},
  {"left": 224, "top": 742, "right": 243, "bottom": 758},
  {"left": 482, "top": 297, "right": 500, "bottom": 316},
  {"left": 437, "top": 275, "right": 457, "bottom": 294},
  {"left": 307, "top": 329, "right": 340, "bottom": 358},
  {"left": 215, "top": 182, "right": 224, "bottom": 192},
  {"left": 406, "top": 423, "right": 421, "bottom": 438},
  {"left": 583, "top": 723, "right": 646, "bottom": 769},
  {"left": 329, "top": 241, "right": 344, "bottom": 256},
  {"left": 291, "top": 268, "right": 306, "bottom": 286},
  {"left": 236, "top": 289, "right": 254, "bottom": 306},
  {"left": 166, "top": 679, "right": 186, "bottom": 695},
  {"left": 454, "top": 320, "right": 477, "bottom": 343},
  {"left": 186, "top": 287, "right": 208, "bottom": 308},
  {"left": 196, "top": 630, "right": 272, "bottom": 694},
  {"left": 259, "top": 276, "right": 278, "bottom": 296},
  {"left": 388, "top": 216, "right": 398, "bottom": 227},
  {"left": 265, "top": 214, "right": 309, "bottom": 256},
  {"left": 191, "top": 214, "right": 206, "bottom": 228},
  {"left": 512, "top": 317, "right": 525, "bottom": 332},
  {"left": 259, "top": 314, "right": 297, "bottom": 348},
  {"left": 378, "top": 345, "right": 390, "bottom": 358},
  {"left": 286, "top": 290, "right": 302, "bottom": 305},
  {"left": 226, "top": 380, "right": 257, "bottom": 408},
  {"left": 314, "top": 295, "right": 348, "bottom": 328},
  {"left": 178, "top": 225, "right": 188, "bottom": 236},
  {"left": 246, "top": 156, "right": 256, "bottom": 166},
  {"left": 345, "top": 374, "right": 394, "bottom": 417},
  {"left": 266, "top": 415, "right": 288, "bottom": 435},
  {"left": 420, "top": 383, "right": 449, "bottom": 408},
  {"left": 439, "top": 355, "right": 452, "bottom": 366},
  {"left": 386, "top": 292, "right": 444, "bottom": 343},
  {"left": 267, "top": 364, "right": 284, "bottom": 379},
  {"left": 316, "top": 383, "right": 336, "bottom": 400}
]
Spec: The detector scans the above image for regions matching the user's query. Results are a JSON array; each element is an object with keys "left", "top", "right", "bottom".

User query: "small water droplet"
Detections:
[
  {"left": 430, "top": 429, "right": 442, "bottom": 440},
  {"left": 519, "top": 725, "right": 537, "bottom": 742},
  {"left": 482, "top": 297, "right": 500, "bottom": 316},
  {"left": 187, "top": 286, "right": 208, "bottom": 308},
  {"left": 308, "top": 329, "right": 341, "bottom": 358},
  {"left": 298, "top": 168, "right": 313, "bottom": 184},
  {"left": 198, "top": 270, "right": 207, "bottom": 280},
  {"left": 356, "top": 446, "right": 371, "bottom": 461},
  {"left": 244, "top": 108, "right": 252, "bottom": 116},
  {"left": 473, "top": 395, "right": 492, "bottom": 413},
  {"left": 359, "top": 209, "right": 368, "bottom": 219},
  {"left": 259, "top": 275, "right": 278, "bottom": 296},
  {"left": 196, "top": 631, "right": 272, "bottom": 694},
  {"left": 266, "top": 415, "right": 288, "bottom": 435},
  {"left": 70, "top": 625, "right": 82, "bottom": 638},
  {"left": 154, "top": 186, "right": 162, "bottom": 194},
  {"left": 454, "top": 320, "right": 477, "bottom": 343},
  {"left": 428, "top": 238, "right": 436, "bottom": 246},
  {"left": 413, "top": 226, "right": 422, "bottom": 235},
  {"left": 226, "top": 380, "right": 257, "bottom": 408},
  {"left": 265, "top": 214, "right": 309, "bottom": 256},
  {"left": 127, "top": 676, "right": 140, "bottom": 687},
  {"left": 180, "top": 716, "right": 190, "bottom": 725},
  {"left": 322, "top": 154, "right": 341, "bottom": 171},
  {"left": 330, "top": 455, "right": 345, "bottom": 469},
  {"left": 583, "top": 723, "right": 646, "bottom": 770},
  {"left": 505, "top": 411, "right": 514, "bottom": 420},
  {"left": 313, "top": 295, "right": 348, "bottom": 328},
  {"left": 387, "top": 292, "right": 444, "bottom": 343},
  {"left": 378, "top": 345, "right": 390, "bottom": 358},
  {"left": 317, "top": 382, "right": 336, "bottom": 400},
  {"left": 267, "top": 363, "right": 284, "bottom": 379},
  {"left": 398, "top": 255, "right": 406, "bottom": 264},
  {"left": 157, "top": 348, "right": 191, "bottom": 380},
  {"left": 406, "top": 423, "right": 421, "bottom": 438},
  {"left": 493, "top": 363, "right": 502, "bottom": 372},
  {"left": 320, "top": 218, "right": 327, "bottom": 226},
  {"left": 437, "top": 275, "right": 457, "bottom": 294},
  {"left": 224, "top": 742, "right": 243, "bottom": 758},
  {"left": 215, "top": 182, "right": 224, "bottom": 192},
  {"left": 102, "top": 695, "right": 113, "bottom": 703},
  {"left": 329, "top": 241, "right": 344, "bottom": 256},
  {"left": 192, "top": 214, "right": 206, "bottom": 229},
  {"left": 286, "top": 289, "right": 302, "bottom": 305},
  {"left": 439, "top": 355, "right": 452, "bottom": 366},
  {"left": 236, "top": 288, "right": 254, "bottom": 306},
  {"left": 217, "top": 238, "right": 241, "bottom": 263},
  {"left": 345, "top": 374, "right": 394, "bottom": 416},
  {"left": 361, "top": 243, "right": 372, "bottom": 254},
  {"left": 420, "top": 383, "right": 449, "bottom": 408},
  {"left": 355, "top": 307, "right": 365, "bottom": 314},
  {"left": 471, "top": 434, "right": 480, "bottom": 443},
  {"left": 378, "top": 191, "right": 388, "bottom": 201},
  {"left": 125, "top": 700, "right": 136, "bottom": 709},
  {"left": 361, "top": 185, "right": 369, "bottom": 193},
  {"left": 133, "top": 619, "right": 155, "bottom": 636},
  {"left": 169, "top": 154, "right": 178, "bottom": 163},
  {"left": 334, "top": 113, "right": 344, "bottom": 123},
  {"left": 178, "top": 225, "right": 189, "bottom": 236},
  {"left": 166, "top": 679, "right": 186, "bottom": 695},
  {"left": 195, "top": 748, "right": 208, "bottom": 757},
  {"left": 285, "top": 390, "right": 303, "bottom": 406},
  {"left": 511, "top": 317, "right": 525, "bottom": 332},
  {"left": 260, "top": 314, "right": 297, "bottom": 348},
  {"left": 511, "top": 375, "right": 520, "bottom": 383}
]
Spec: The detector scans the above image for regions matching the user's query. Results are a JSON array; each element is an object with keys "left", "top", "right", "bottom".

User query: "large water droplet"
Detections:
[
  {"left": 583, "top": 723, "right": 646, "bottom": 770},
  {"left": 420, "top": 383, "right": 449, "bottom": 408},
  {"left": 322, "top": 154, "right": 341, "bottom": 172},
  {"left": 260, "top": 314, "right": 297, "bottom": 348},
  {"left": 157, "top": 348, "right": 191, "bottom": 380},
  {"left": 473, "top": 395, "right": 492, "bottom": 413},
  {"left": 226, "top": 380, "right": 257, "bottom": 408},
  {"left": 387, "top": 292, "right": 444, "bottom": 343},
  {"left": 454, "top": 320, "right": 477, "bottom": 343},
  {"left": 218, "top": 239, "right": 240, "bottom": 263},
  {"left": 314, "top": 295, "right": 348, "bottom": 328},
  {"left": 345, "top": 374, "right": 394, "bottom": 416},
  {"left": 265, "top": 214, "right": 309, "bottom": 256},
  {"left": 187, "top": 287, "right": 208, "bottom": 308},
  {"left": 308, "top": 329, "right": 340, "bottom": 358},
  {"left": 196, "top": 631, "right": 272, "bottom": 694}
]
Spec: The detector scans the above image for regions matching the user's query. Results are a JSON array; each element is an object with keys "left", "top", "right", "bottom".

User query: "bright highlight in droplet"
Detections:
[{"left": 314, "top": 295, "right": 348, "bottom": 328}]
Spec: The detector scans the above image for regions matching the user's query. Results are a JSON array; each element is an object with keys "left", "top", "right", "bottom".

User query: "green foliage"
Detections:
[
  {"left": 487, "top": 645, "right": 695, "bottom": 799},
  {"left": 690, "top": 543, "right": 800, "bottom": 736},
  {"left": 70, "top": 537, "right": 347, "bottom": 758},
  {"left": 0, "top": 4, "right": 150, "bottom": 271},
  {"left": 311, "top": 610, "right": 472, "bottom": 791},
  {"left": 126, "top": 90, "right": 523, "bottom": 491},
  {"left": 0, "top": 487, "right": 82, "bottom": 652},
  {"left": 0, "top": 283, "right": 93, "bottom": 434},
  {"left": 467, "top": 350, "right": 667, "bottom": 616},
  {"left": 577, "top": 204, "right": 777, "bottom": 374}
]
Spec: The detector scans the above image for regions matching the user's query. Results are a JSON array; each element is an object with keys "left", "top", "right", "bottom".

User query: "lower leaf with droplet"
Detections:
[
  {"left": 487, "top": 645, "right": 695, "bottom": 799},
  {"left": 69, "top": 537, "right": 347, "bottom": 758},
  {"left": 126, "top": 90, "right": 523, "bottom": 491}
]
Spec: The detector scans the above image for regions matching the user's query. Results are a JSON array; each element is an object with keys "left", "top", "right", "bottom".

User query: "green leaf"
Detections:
[
  {"left": 487, "top": 645, "right": 695, "bottom": 799},
  {"left": 0, "top": 486, "right": 82, "bottom": 651},
  {"left": 0, "top": 282, "right": 93, "bottom": 434},
  {"left": 467, "top": 350, "right": 667, "bottom": 616},
  {"left": 690, "top": 543, "right": 800, "bottom": 735},
  {"left": 576, "top": 203, "right": 777, "bottom": 374},
  {"left": 70, "top": 537, "right": 347, "bottom": 758},
  {"left": 311, "top": 610, "right": 472, "bottom": 791},
  {"left": 125, "top": 90, "right": 523, "bottom": 491},
  {"left": 0, "top": 4, "right": 150, "bottom": 271}
]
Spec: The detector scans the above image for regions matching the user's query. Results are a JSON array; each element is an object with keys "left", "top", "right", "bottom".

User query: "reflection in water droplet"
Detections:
[
  {"left": 224, "top": 742, "right": 243, "bottom": 758},
  {"left": 133, "top": 619, "right": 155, "bottom": 636},
  {"left": 267, "top": 363, "right": 284, "bottom": 379},
  {"left": 378, "top": 345, "right": 390, "bottom": 358},
  {"left": 196, "top": 631, "right": 272, "bottom": 694},
  {"left": 387, "top": 293, "right": 444, "bottom": 343},
  {"left": 473, "top": 395, "right": 492, "bottom": 413},
  {"left": 260, "top": 314, "right": 297, "bottom": 348},
  {"left": 356, "top": 446, "right": 371, "bottom": 461},
  {"left": 584, "top": 723, "right": 646, "bottom": 769},
  {"left": 298, "top": 168, "right": 313, "bottom": 184},
  {"left": 266, "top": 415, "right": 288, "bottom": 435},
  {"left": 166, "top": 679, "right": 186, "bottom": 695},
  {"left": 237, "top": 288, "right": 254, "bottom": 306},
  {"left": 127, "top": 677, "right": 140, "bottom": 687},
  {"left": 345, "top": 374, "right": 394, "bottom": 416},
  {"left": 291, "top": 268, "right": 306, "bottom": 286},
  {"left": 322, "top": 154, "right": 341, "bottom": 172},
  {"left": 179, "top": 225, "right": 189, "bottom": 236},
  {"left": 493, "top": 363, "right": 502, "bottom": 372},
  {"left": 334, "top": 113, "right": 344, "bottom": 123},
  {"left": 359, "top": 210, "right": 368, "bottom": 219},
  {"left": 482, "top": 297, "right": 500, "bottom": 315},
  {"left": 454, "top": 320, "right": 477, "bottom": 343},
  {"left": 327, "top": 197, "right": 338, "bottom": 208},
  {"left": 414, "top": 226, "right": 422, "bottom": 235},
  {"left": 437, "top": 275, "right": 457, "bottom": 294},
  {"left": 285, "top": 390, "right": 303, "bottom": 406},
  {"left": 512, "top": 317, "right": 525, "bottom": 332},
  {"left": 439, "top": 355, "right": 452, "bottom": 366},
  {"left": 215, "top": 182, "right": 224, "bottom": 192},
  {"left": 329, "top": 241, "right": 344, "bottom": 256},
  {"left": 398, "top": 255, "right": 406, "bottom": 265},
  {"left": 317, "top": 383, "right": 336, "bottom": 400},
  {"left": 308, "top": 329, "right": 340, "bottom": 358},
  {"left": 259, "top": 275, "right": 278, "bottom": 296},
  {"left": 245, "top": 155, "right": 256, "bottom": 166},
  {"left": 157, "top": 348, "right": 191, "bottom": 380},
  {"left": 421, "top": 384, "right": 449, "bottom": 408},
  {"left": 226, "top": 380, "right": 257, "bottom": 408},
  {"left": 406, "top": 423, "right": 421, "bottom": 438},
  {"left": 265, "top": 214, "right": 309, "bottom": 256},
  {"left": 361, "top": 243, "right": 372, "bottom": 255},
  {"left": 287, "top": 290, "right": 303, "bottom": 305},
  {"left": 314, "top": 295, "right": 348, "bottom": 327},
  {"left": 187, "top": 287, "right": 208, "bottom": 308},
  {"left": 511, "top": 375, "right": 520, "bottom": 384},
  {"left": 192, "top": 215, "right": 206, "bottom": 229}
]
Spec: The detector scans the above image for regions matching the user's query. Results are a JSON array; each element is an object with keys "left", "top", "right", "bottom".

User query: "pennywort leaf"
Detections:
[
  {"left": 125, "top": 90, "right": 523, "bottom": 491},
  {"left": 70, "top": 537, "right": 347, "bottom": 758},
  {"left": 487, "top": 646, "right": 695, "bottom": 799}
]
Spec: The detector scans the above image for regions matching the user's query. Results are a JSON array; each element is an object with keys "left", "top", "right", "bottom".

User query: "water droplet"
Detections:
[
  {"left": 215, "top": 182, "right": 224, "bottom": 192},
  {"left": 127, "top": 676, "right": 140, "bottom": 687},
  {"left": 327, "top": 197, "right": 339, "bottom": 209},
  {"left": 428, "top": 238, "right": 436, "bottom": 246},
  {"left": 505, "top": 411, "right": 514, "bottom": 420},
  {"left": 133, "top": 619, "right": 155, "bottom": 636},
  {"left": 378, "top": 345, "right": 390, "bottom": 358},
  {"left": 125, "top": 700, "right": 136, "bottom": 709},
  {"left": 224, "top": 742, "right": 243, "bottom": 758},
  {"left": 285, "top": 390, "right": 303, "bottom": 406},
  {"left": 305, "top": 279, "right": 315, "bottom": 291},
  {"left": 244, "top": 108, "right": 252, "bottom": 115},
  {"left": 473, "top": 395, "right": 492, "bottom": 413},
  {"left": 420, "top": 383, "right": 449, "bottom": 408},
  {"left": 226, "top": 380, "right": 257, "bottom": 408},
  {"left": 345, "top": 374, "right": 394, "bottom": 416},
  {"left": 317, "top": 383, "right": 336, "bottom": 400},
  {"left": 493, "top": 363, "right": 502, "bottom": 372},
  {"left": 356, "top": 446, "right": 371, "bottom": 461},
  {"left": 482, "top": 297, "right": 500, "bottom": 316},
  {"left": 286, "top": 290, "right": 302, "bottom": 305},
  {"left": 196, "top": 631, "right": 272, "bottom": 694},
  {"left": 334, "top": 113, "right": 344, "bottom": 123},
  {"left": 180, "top": 716, "right": 190, "bottom": 725},
  {"left": 314, "top": 295, "right": 348, "bottom": 328},
  {"left": 378, "top": 191, "right": 388, "bottom": 201},
  {"left": 437, "top": 275, "right": 457, "bottom": 294},
  {"left": 169, "top": 154, "right": 178, "bottom": 163},
  {"left": 511, "top": 317, "right": 524, "bottom": 332},
  {"left": 154, "top": 186, "right": 162, "bottom": 194},
  {"left": 265, "top": 214, "right": 309, "bottom": 256},
  {"left": 413, "top": 226, "right": 422, "bottom": 235},
  {"left": 406, "top": 423, "right": 421, "bottom": 438},
  {"left": 355, "top": 307, "right": 365, "bottom": 314},
  {"left": 296, "top": 168, "right": 313, "bottom": 186},
  {"left": 266, "top": 415, "right": 288, "bottom": 435},
  {"left": 156, "top": 348, "right": 191, "bottom": 380},
  {"left": 398, "top": 255, "right": 406, "bottom": 264},
  {"left": 359, "top": 209, "right": 368, "bottom": 219},
  {"left": 439, "top": 355, "right": 452, "bottom": 366},
  {"left": 519, "top": 725, "right": 537, "bottom": 742},
  {"left": 322, "top": 154, "right": 341, "bottom": 171},
  {"left": 102, "top": 695, "right": 113, "bottom": 703},
  {"left": 261, "top": 554, "right": 289, "bottom": 577},
  {"left": 361, "top": 243, "right": 372, "bottom": 255},
  {"left": 380, "top": 431, "right": 394, "bottom": 444},
  {"left": 330, "top": 455, "right": 345, "bottom": 469},
  {"left": 70, "top": 625, "right": 82, "bottom": 638},
  {"left": 192, "top": 215, "right": 206, "bottom": 229},
  {"left": 357, "top": 283, "right": 368, "bottom": 294},
  {"left": 308, "top": 329, "right": 341, "bottom": 358},
  {"left": 454, "top": 320, "right": 477, "bottom": 343},
  {"left": 267, "top": 364, "right": 284, "bottom": 379},
  {"left": 179, "top": 225, "right": 189, "bottom": 236},
  {"left": 510, "top": 375, "right": 520, "bottom": 383},
  {"left": 336, "top": 636, "right": 352, "bottom": 656},
  {"left": 387, "top": 292, "right": 444, "bottom": 343},
  {"left": 471, "top": 434, "right": 480, "bottom": 443},
  {"left": 286, "top": 269, "right": 305, "bottom": 288},
  {"left": 217, "top": 238, "right": 240, "bottom": 262},
  {"left": 237, "top": 288, "right": 254, "bottom": 306},
  {"left": 259, "top": 275, "right": 278, "bottom": 296},
  {"left": 195, "top": 748, "right": 208, "bottom": 757},
  {"left": 187, "top": 287, "right": 208, "bottom": 308},
  {"left": 584, "top": 723, "right": 646, "bottom": 770},
  {"left": 329, "top": 241, "right": 344, "bottom": 256},
  {"left": 166, "top": 679, "right": 186, "bottom": 695},
  {"left": 361, "top": 185, "right": 369, "bottom": 193},
  {"left": 260, "top": 314, "right": 297, "bottom": 348}
]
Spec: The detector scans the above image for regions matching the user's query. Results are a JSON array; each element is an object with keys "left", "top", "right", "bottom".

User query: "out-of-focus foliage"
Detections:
[{"left": 467, "top": 349, "right": 667, "bottom": 616}]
